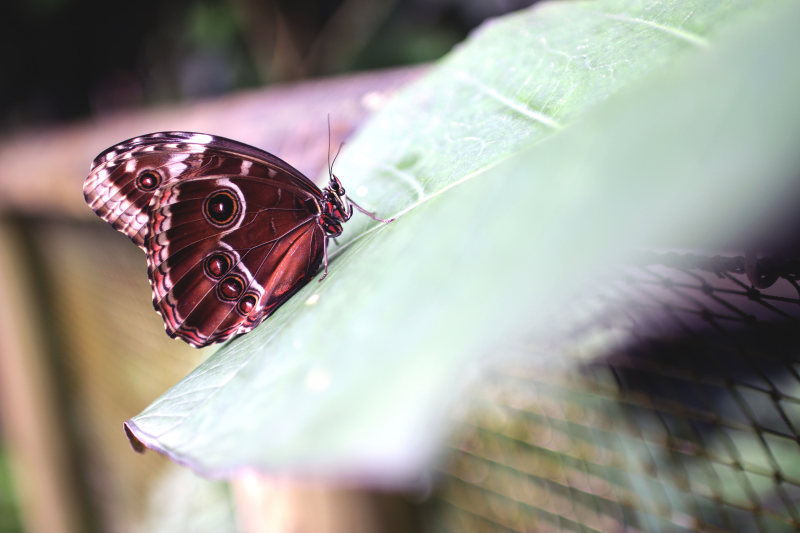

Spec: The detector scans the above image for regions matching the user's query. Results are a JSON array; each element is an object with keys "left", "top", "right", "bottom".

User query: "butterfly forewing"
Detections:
[
  {"left": 83, "top": 132, "right": 322, "bottom": 249},
  {"left": 84, "top": 132, "right": 331, "bottom": 347},
  {"left": 84, "top": 146, "right": 195, "bottom": 248}
]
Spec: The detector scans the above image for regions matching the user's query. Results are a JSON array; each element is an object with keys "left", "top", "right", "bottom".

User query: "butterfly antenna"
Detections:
[
  {"left": 331, "top": 141, "right": 345, "bottom": 174},
  {"left": 327, "top": 114, "right": 346, "bottom": 178},
  {"left": 327, "top": 114, "right": 333, "bottom": 177}
]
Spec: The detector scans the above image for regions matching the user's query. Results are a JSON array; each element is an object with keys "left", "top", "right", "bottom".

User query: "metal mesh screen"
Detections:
[{"left": 427, "top": 250, "right": 800, "bottom": 533}]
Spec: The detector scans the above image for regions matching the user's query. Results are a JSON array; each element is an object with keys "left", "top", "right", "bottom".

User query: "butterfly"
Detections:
[{"left": 83, "top": 131, "right": 392, "bottom": 347}]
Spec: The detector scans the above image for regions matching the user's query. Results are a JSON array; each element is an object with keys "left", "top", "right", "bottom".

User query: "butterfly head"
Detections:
[{"left": 320, "top": 175, "right": 353, "bottom": 236}]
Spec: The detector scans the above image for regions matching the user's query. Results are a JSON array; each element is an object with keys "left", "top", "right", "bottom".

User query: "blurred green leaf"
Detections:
[
  {"left": 0, "top": 443, "right": 23, "bottom": 533},
  {"left": 125, "top": 0, "right": 800, "bottom": 483}
]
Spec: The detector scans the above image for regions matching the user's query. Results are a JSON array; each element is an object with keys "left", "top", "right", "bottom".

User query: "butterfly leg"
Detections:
[
  {"left": 349, "top": 198, "right": 395, "bottom": 223},
  {"left": 319, "top": 236, "right": 330, "bottom": 282}
]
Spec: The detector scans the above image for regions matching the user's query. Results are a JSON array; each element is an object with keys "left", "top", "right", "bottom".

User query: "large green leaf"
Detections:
[{"left": 124, "top": 0, "right": 800, "bottom": 483}]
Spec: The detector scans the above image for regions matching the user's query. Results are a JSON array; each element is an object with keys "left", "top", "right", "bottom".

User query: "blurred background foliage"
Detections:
[
  {"left": 1, "top": 0, "right": 532, "bottom": 133},
  {"left": 0, "top": 444, "right": 23, "bottom": 533}
]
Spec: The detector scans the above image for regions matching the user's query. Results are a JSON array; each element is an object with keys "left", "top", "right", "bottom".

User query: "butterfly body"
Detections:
[{"left": 84, "top": 132, "right": 387, "bottom": 347}]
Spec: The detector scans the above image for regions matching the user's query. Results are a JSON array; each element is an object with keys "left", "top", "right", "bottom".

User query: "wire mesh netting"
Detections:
[{"left": 427, "top": 250, "right": 800, "bottom": 533}]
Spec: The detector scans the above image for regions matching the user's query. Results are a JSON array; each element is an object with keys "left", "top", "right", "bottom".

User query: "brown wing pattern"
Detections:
[
  {"left": 147, "top": 175, "right": 325, "bottom": 347},
  {"left": 83, "top": 132, "right": 320, "bottom": 249},
  {"left": 83, "top": 132, "right": 329, "bottom": 347}
]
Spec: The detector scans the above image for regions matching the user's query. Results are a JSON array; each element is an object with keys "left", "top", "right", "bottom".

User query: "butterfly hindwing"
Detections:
[{"left": 146, "top": 175, "right": 325, "bottom": 346}]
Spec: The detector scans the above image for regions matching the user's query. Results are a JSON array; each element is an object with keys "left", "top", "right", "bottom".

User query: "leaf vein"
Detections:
[
  {"left": 371, "top": 161, "right": 426, "bottom": 201},
  {"left": 451, "top": 69, "right": 563, "bottom": 129},
  {"left": 593, "top": 11, "right": 709, "bottom": 47}
]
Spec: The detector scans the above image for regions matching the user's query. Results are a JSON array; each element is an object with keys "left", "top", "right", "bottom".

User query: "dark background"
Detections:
[{"left": 2, "top": 0, "right": 533, "bottom": 134}]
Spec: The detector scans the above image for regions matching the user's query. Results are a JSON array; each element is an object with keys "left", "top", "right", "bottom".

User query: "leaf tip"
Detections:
[{"left": 124, "top": 421, "right": 147, "bottom": 454}]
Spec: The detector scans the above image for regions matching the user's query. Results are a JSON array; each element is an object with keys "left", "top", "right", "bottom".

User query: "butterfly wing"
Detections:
[
  {"left": 85, "top": 132, "right": 211, "bottom": 249},
  {"left": 84, "top": 132, "right": 327, "bottom": 347},
  {"left": 147, "top": 175, "right": 325, "bottom": 346}
]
